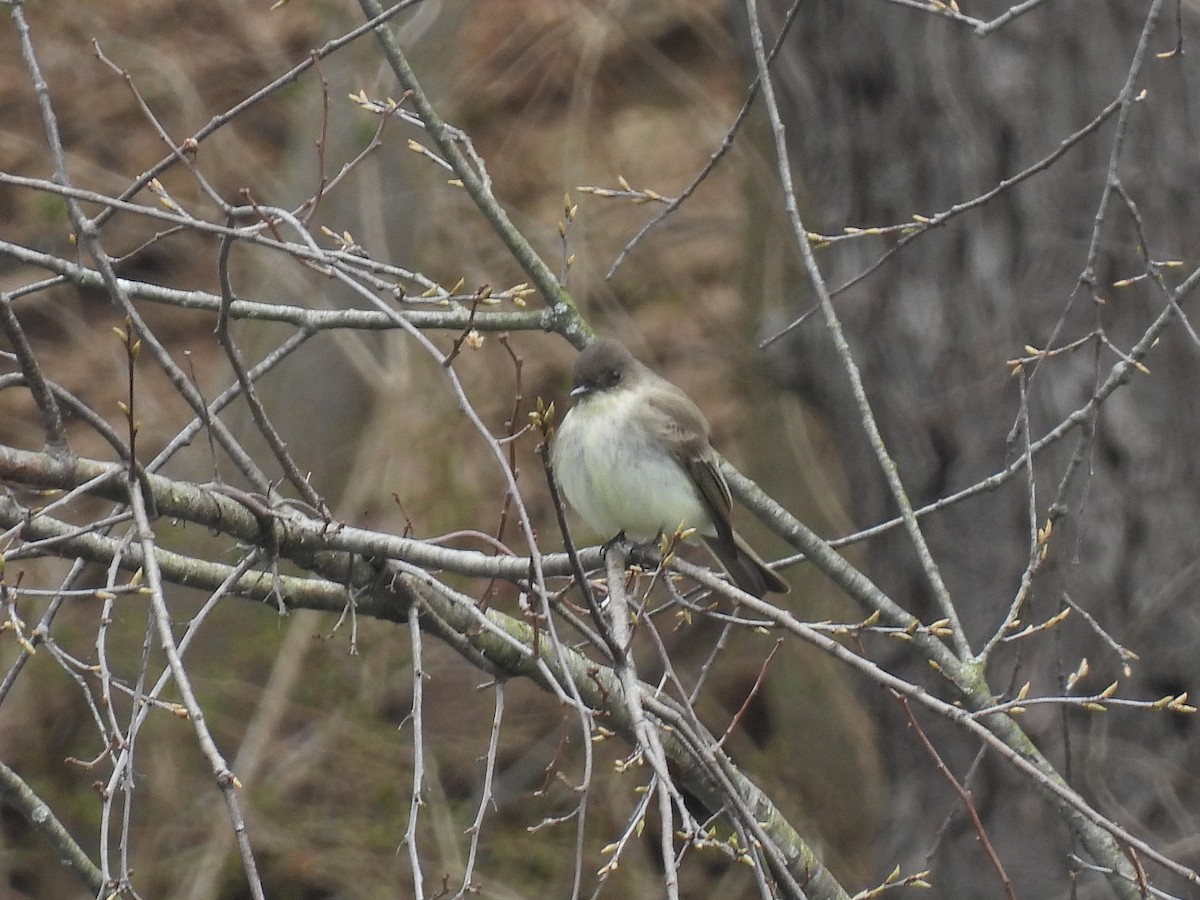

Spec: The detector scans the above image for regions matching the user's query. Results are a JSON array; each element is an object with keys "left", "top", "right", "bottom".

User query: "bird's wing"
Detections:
[
  {"left": 645, "top": 380, "right": 736, "bottom": 543},
  {"left": 685, "top": 453, "right": 736, "bottom": 545}
]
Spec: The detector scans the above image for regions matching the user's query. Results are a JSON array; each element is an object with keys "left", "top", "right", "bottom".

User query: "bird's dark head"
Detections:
[{"left": 571, "top": 339, "right": 637, "bottom": 398}]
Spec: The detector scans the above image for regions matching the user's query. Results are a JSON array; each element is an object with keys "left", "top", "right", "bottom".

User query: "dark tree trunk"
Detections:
[{"left": 741, "top": 1, "right": 1200, "bottom": 896}]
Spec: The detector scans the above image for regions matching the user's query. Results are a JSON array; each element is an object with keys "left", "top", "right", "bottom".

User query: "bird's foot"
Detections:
[
  {"left": 627, "top": 539, "right": 663, "bottom": 572},
  {"left": 600, "top": 530, "right": 629, "bottom": 556},
  {"left": 601, "top": 532, "right": 663, "bottom": 576}
]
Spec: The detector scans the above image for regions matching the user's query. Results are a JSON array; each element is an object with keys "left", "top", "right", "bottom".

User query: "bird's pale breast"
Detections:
[{"left": 554, "top": 388, "right": 714, "bottom": 541}]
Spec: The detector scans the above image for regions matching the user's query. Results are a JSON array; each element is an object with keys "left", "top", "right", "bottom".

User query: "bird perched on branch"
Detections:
[{"left": 552, "top": 338, "right": 789, "bottom": 598}]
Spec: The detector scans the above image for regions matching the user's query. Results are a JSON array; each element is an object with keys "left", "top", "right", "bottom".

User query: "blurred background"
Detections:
[{"left": 0, "top": 1, "right": 1197, "bottom": 897}]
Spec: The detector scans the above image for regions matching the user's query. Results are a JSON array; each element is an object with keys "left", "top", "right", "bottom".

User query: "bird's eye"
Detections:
[{"left": 606, "top": 369, "right": 621, "bottom": 387}]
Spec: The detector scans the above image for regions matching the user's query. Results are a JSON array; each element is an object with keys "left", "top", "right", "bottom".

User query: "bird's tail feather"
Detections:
[{"left": 703, "top": 533, "right": 789, "bottom": 598}]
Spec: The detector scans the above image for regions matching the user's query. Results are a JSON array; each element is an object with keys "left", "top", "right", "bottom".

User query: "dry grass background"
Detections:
[{"left": 0, "top": 2, "right": 875, "bottom": 897}]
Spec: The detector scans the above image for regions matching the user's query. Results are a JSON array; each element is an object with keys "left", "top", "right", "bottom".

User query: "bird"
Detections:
[{"left": 551, "top": 338, "right": 789, "bottom": 597}]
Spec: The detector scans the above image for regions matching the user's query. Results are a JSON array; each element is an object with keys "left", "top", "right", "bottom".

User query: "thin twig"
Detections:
[
  {"left": 604, "top": 0, "right": 808, "bottom": 281},
  {"left": 0, "top": 759, "right": 105, "bottom": 894},
  {"left": 894, "top": 692, "right": 1015, "bottom": 900},
  {"left": 404, "top": 601, "right": 427, "bottom": 900},
  {"left": 742, "top": 0, "right": 970, "bottom": 658},
  {"left": 0, "top": 298, "right": 69, "bottom": 458}
]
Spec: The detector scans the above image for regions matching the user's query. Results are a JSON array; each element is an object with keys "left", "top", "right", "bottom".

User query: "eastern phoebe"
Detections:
[{"left": 552, "top": 339, "right": 789, "bottom": 597}]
